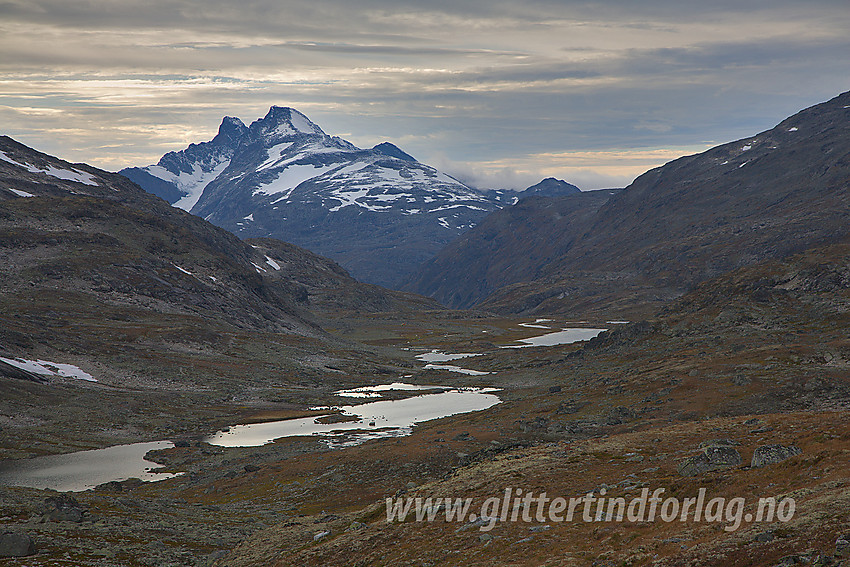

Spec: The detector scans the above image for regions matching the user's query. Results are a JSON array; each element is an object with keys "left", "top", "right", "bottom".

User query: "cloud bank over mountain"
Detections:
[{"left": 1, "top": 0, "right": 849, "bottom": 188}]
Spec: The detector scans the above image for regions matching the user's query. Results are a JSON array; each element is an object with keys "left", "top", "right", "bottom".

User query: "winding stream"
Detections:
[{"left": 0, "top": 325, "right": 605, "bottom": 492}]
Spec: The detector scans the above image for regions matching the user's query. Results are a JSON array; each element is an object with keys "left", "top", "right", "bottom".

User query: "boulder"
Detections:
[
  {"left": 678, "top": 446, "right": 742, "bottom": 476},
  {"left": 0, "top": 532, "right": 35, "bottom": 558},
  {"left": 836, "top": 533, "right": 850, "bottom": 558},
  {"left": 751, "top": 445, "right": 802, "bottom": 468}
]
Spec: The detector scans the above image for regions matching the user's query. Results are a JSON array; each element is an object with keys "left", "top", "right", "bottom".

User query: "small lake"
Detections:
[
  {"left": 415, "top": 351, "right": 482, "bottom": 363},
  {"left": 422, "top": 363, "right": 490, "bottom": 375},
  {"left": 334, "top": 381, "right": 448, "bottom": 398},
  {"left": 416, "top": 351, "right": 488, "bottom": 374},
  {"left": 0, "top": 441, "right": 180, "bottom": 492},
  {"left": 207, "top": 387, "right": 501, "bottom": 449},
  {"left": 501, "top": 328, "right": 606, "bottom": 348}
]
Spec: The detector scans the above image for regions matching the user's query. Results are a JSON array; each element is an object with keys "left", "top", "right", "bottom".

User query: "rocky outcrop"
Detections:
[
  {"left": 43, "top": 495, "right": 86, "bottom": 523},
  {"left": 836, "top": 533, "right": 850, "bottom": 559},
  {"left": 751, "top": 444, "right": 802, "bottom": 468},
  {"left": 678, "top": 445, "right": 743, "bottom": 476}
]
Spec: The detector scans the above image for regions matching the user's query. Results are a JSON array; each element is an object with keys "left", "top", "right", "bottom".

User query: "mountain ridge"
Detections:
[
  {"left": 410, "top": 90, "right": 850, "bottom": 317},
  {"left": 1, "top": 135, "right": 436, "bottom": 345}
]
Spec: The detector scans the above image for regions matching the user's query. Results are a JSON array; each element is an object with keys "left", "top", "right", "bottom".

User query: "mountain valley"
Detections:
[{"left": 0, "top": 92, "right": 848, "bottom": 567}]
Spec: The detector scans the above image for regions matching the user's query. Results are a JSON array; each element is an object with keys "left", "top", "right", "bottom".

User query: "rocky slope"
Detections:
[
  {"left": 410, "top": 90, "right": 850, "bottom": 317},
  {"left": 121, "top": 107, "right": 501, "bottom": 288},
  {"left": 1, "top": 134, "right": 434, "bottom": 329},
  {"left": 1, "top": 136, "right": 424, "bottom": 344}
]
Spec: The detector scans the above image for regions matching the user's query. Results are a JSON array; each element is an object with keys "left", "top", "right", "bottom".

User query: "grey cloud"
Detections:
[
  {"left": 276, "top": 41, "right": 527, "bottom": 58},
  {"left": 4, "top": 0, "right": 840, "bottom": 35},
  {"left": 619, "top": 38, "right": 850, "bottom": 75}
]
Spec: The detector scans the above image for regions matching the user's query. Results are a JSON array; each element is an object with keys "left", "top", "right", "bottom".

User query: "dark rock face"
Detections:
[
  {"left": 0, "top": 532, "right": 35, "bottom": 558},
  {"left": 677, "top": 446, "right": 743, "bottom": 476},
  {"left": 0, "top": 358, "right": 48, "bottom": 384},
  {"left": 371, "top": 142, "right": 416, "bottom": 162},
  {"left": 751, "top": 445, "right": 802, "bottom": 468},
  {"left": 121, "top": 107, "right": 501, "bottom": 288},
  {"left": 836, "top": 534, "right": 850, "bottom": 558},
  {"left": 405, "top": 190, "right": 620, "bottom": 307},
  {"left": 409, "top": 91, "right": 850, "bottom": 316}
]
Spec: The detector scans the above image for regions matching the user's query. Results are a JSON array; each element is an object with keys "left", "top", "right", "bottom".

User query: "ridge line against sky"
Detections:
[{"left": 1, "top": 0, "right": 849, "bottom": 190}]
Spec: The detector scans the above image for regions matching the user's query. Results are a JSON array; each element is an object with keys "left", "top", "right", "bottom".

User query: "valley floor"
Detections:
[{"left": 0, "top": 310, "right": 848, "bottom": 566}]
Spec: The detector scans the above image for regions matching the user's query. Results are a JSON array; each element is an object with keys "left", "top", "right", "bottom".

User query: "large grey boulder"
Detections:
[
  {"left": 678, "top": 446, "right": 742, "bottom": 476},
  {"left": 0, "top": 532, "right": 35, "bottom": 558},
  {"left": 751, "top": 445, "right": 802, "bottom": 468}
]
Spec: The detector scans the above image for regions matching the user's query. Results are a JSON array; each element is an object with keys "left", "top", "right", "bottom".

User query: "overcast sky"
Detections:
[{"left": 1, "top": 1, "right": 849, "bottom": 190}]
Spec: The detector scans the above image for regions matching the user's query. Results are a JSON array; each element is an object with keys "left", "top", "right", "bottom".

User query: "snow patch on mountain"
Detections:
[
  {"left": 255, "top": 164, "right": 337, "bottom": 198},
  {"left": 258, "top": 142, "right": 295, "bottom": 171},
  {"left": 1, "top": 151, "right": 99, "bottom": 186},
  {"left": 149, "top": 158, "right": 231, "bottom": 211},
  {"left": 0, "top": 356, "right": 96, "bottom": 382}
]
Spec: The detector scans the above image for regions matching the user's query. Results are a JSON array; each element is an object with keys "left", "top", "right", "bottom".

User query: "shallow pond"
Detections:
[
  {"left": 207, "top": 387, "right": 501, "bottom": 449},
  {"left": 501, "top": 328, "right": 606, "bottom": 348},
  {"left": 0, "top": 441, "right": 180, "bottom": 492},
  {"left": 334, "top": 381, "right": 448, "bottom": 398},
  {"left": 415, "top": 351, "right": 482, "bottom": 363}
]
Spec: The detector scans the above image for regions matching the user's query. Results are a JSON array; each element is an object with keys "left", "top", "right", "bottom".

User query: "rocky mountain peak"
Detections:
[
  {"left": 372, "top": 142, "right": 416, "bottom": 162},
  {"left": 215, "top": 116, "right": 248, "bottom": 145},
  {"left": 252, "top": 106, "right": 325, "bottom": 141},
  {"left": 520, "top": 177, "right": 581, "bottom": 198}
]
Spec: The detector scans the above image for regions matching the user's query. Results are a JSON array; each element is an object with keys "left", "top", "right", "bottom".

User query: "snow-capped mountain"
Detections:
[{"left": 122, "top": 107, "right": 501, "bottom": 287}]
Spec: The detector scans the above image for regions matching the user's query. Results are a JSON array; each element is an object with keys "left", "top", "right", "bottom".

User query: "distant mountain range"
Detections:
[
  {"left": 121, "top": 107, "right": 504, "bottom": 288},
  {"left": 407, "top": 90, "right": 850, "bottom": 317}
]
